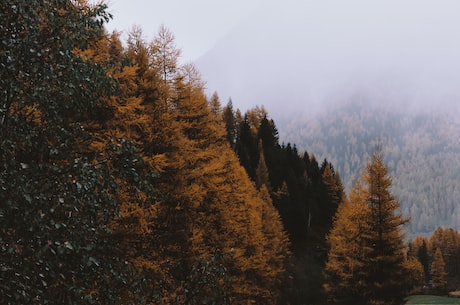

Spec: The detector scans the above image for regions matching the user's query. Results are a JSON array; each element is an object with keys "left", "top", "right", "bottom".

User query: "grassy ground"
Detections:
[{"left": 406, "top": 295, "right": 460, "bottom": 304}]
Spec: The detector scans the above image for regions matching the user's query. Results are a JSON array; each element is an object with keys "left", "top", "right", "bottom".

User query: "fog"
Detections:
[
  {"left": 104, "top": 0, "right": 262, "bottom": 62},
  {"left": 196, "top": 0, "right": 460, "bottom": 118}
]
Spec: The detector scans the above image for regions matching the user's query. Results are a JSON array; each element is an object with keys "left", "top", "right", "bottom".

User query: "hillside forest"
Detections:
[
  {"left": 1, "top": 1, "right": 460, "bottom": 305},
  {"left": 280, "top": 100, "right": 460, "bottom": 236}
]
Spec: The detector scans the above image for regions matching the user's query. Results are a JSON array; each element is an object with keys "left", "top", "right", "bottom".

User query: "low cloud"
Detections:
[{"left": 197, "top": 0, "right": 460, "bottom": 117}]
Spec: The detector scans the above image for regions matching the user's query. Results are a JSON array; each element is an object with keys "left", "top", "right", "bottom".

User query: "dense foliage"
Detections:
[
  {"left": 324, "top": 152, "right": 410, "bottom": 305},
  {"left": 221, "top": 104, "right": 344, "bottom": 303},
  {"left": 0, "top": 1, "right": 147, "bottom": 303},
  {"left": 1, "top": 1, "right": 291, "bottom": 304},
  {"left": 408, "top": 227, "right": 460, "bottom": 294},
  {"left": 4, "top": 1, "right": 453, "bottom": 304}
]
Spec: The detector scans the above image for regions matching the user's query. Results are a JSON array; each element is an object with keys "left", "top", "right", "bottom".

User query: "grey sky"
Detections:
[
  {"left": 104, "top": 0, "right": 460, "bottom": 116},
  {"left": 104, "top": 0, "right": 262, "bottom": 61}
]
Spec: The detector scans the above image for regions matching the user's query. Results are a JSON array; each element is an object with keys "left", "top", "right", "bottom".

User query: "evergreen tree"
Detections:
[
  {"left": 417, "top": 239, "right": 430, "bottom": 283},
  {"left": 255, "top": 141, "right": 272, "bottom": 190},
  {"left": 236, "top": 115, "right": 258, "bottom": 179},
  {"left": 258, "top": 115, "right": 279, "bottom": 150},
  {"left": 222, "top": 99, "right": 237, "bottom": 149},
  {"left": 320, "top": 162, "right": 343, "bottom": 229}
]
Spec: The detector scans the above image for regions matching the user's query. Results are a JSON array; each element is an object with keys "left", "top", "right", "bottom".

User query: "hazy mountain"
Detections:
[
  {"left": 278, "top": 96, "right": 460, "bottom": 237},
  {"left": 195, "top": 1, "right": 460, "bottom": 238},
  {"left": 196, "top": 0, "right": 460, "bottom": 118}
]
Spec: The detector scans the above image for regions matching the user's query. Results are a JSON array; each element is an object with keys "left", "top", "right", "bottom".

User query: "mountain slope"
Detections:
[{"left": 279, "top": 101, "right": 460, "bottom": 237}]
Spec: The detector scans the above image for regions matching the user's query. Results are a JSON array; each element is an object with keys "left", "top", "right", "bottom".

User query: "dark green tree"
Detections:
[
  {"left": 235, "top": 115, "right": 258, "bottom": 179},
  {"left": 320, "top": 161, "right": 343, "bottom": 229},
  {"left": 222, "top": 99, "right": 237, "bottom": 149},
  {"left": 0, "top": 1, "right": 148, "bottom": 303},
  {"left": 258, "top": 115, "right": 279, "bottom": 150},
  {"left": 417, "top": 239, "right": 430, "bottom": 283}
]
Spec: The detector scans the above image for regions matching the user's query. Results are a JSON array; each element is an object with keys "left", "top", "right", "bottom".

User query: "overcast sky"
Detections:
[
  {"left": 104, "top": 0, "right": 263, "bottom": 61},
  {"left": 104, "top": 0, "right": 460, "bottom": 116}
]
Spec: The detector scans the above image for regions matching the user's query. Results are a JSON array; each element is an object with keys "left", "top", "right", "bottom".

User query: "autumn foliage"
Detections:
[
  {"left": 0, "top": 1, "right": 291, "bottom": 304},
  {"left": 7, "top": 1, "right": 452, "bottom": 304},
  {"left": 325, "top": 153, "right": 410, "bottom": 305}
]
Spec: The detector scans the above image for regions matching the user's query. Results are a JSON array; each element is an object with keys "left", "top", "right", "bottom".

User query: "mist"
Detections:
[{"left": 196, "top": 0, "right": 460, "bottom": 119}]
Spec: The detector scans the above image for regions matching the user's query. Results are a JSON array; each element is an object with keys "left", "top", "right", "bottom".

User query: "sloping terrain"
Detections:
[{"left": 279, "top": 101, "right": 460, "bottom": 237}]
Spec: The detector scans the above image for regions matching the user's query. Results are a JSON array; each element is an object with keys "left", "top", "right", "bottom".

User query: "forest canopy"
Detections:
[{"left": 1, "top": 1, "right": 456, "bottom": 304}]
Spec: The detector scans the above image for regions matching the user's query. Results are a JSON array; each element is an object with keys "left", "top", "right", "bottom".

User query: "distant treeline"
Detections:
[{"left": 280, "top": 101, "right": 460, "bottom": 236}]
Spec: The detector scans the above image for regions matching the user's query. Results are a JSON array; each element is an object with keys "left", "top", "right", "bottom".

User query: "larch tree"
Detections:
[
  {"left": 325, "top": 152, "right": 410, "bottom": 305},
  {"left": 145, "top": 56, "right": 291, "bottom": 304},
  {"left": 431, "top": 247, "right": 447, "bottom": 292},
  {"left": 246, "top": 105, "right": 268, "bottom": 137},
  {"left": 429, "top": 227, "right": 460, "bottom": 281},
  {"left": 0, "top": 1, "right": 328, "bottom": 303},
  {"left": 363, "top": 151, "right": 409, "bottom": 304},
  {"left": 324, "top": 180, "right": 372, "bottom": 305},
  {"left": 82, "top": 28, "right": 178, "bottom": 303},
  {"left": 126, "top": 26, "right": 178, "bottom": 154},
  {"left": 209, "top": 91, "right": 222, "bottom": 116},
  {"left": 402, "top": 256, "right": 425, "bottom": 293},
  {"left": 150, "top": 24, "right": 181, "bottom": 84},
  {"left": 407, "top": 228, "right": 460, "bottom": 292}
]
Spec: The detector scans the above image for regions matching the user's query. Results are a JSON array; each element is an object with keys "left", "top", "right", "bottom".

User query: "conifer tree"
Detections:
[
  {"left": 403, "top": 256, "right": 425, "bottom": 293},
  {"left": 154, "top": 55, "right": 289, "bottom": 303},
  {"left": 126, "top": 26, "right": 178, "bottom": 154},
  {"left": 258, "top": 115, "right": 279, "bottom": 150},
  {"left": 431, "top": 247, "right": 447, "bottom": 292},
  {"left": 246, "top": 106, "right": 268, "bottom": 136},
  {"left": 151, "top": 24, "right": 181, "bottom": 84},
  {"left": 325, "top": 180, "right": 372, "bottom": 304},
  {"left": 236, "top": 115, "right": 258, "bottom": 179},
  {"left": 417, "top": 239, "right": 430, "bottom": 283},
  {"left": 209, "top": 91, "right": 222, "bottom": 115},
  {"left": 363, "top": 152, "right": 409, "bottom": 304},
  {"left": 256, "top": 141, "right": 272, "bottom": 190},
  {"left": 325, "top": 152, "right": 410, "bottom": 305},
  {"left": 321, "top": 162, "right": 343, "bottom": 228},
  {"left": 222, "top": 99, "right": 237, "bottom": 149}
]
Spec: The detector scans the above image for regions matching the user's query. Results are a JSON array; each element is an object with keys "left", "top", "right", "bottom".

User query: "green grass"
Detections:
[{"left": 406, "top": 295, "right": 460, "bottom": 304}]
